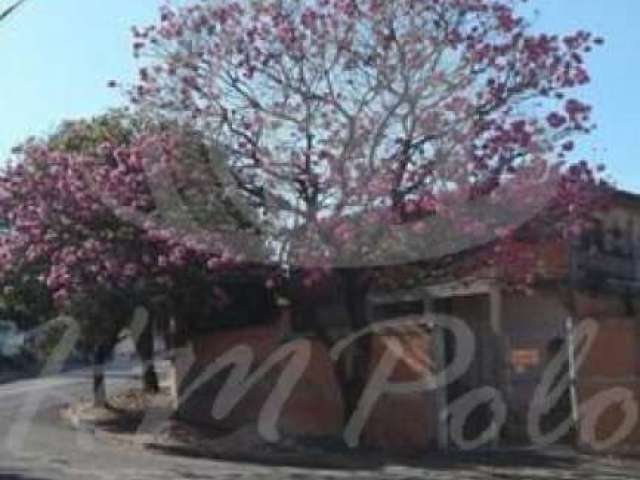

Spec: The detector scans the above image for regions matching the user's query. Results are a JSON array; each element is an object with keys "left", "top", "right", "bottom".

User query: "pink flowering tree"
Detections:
[
  {"left": 123, "top": 0, "right": 605, "bottom": 411},
  {"left": 125, "top": 0, "right": 603, "bottom": 270},
  {"left": 0, "top": 111, "right": 265, "bottom": 403}
]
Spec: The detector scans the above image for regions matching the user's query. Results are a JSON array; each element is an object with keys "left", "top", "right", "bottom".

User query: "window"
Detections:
[{"left": 373, "top": 300, "right": 424, "bottom": 321}]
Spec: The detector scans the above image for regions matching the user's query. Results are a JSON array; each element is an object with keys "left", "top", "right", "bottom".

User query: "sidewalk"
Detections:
[{"left": 60, "top": 386, "right": 640, "bottom": 477}]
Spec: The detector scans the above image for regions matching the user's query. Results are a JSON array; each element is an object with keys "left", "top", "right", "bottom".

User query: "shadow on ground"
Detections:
[
  {"left": 147, "top": 439, "right": 579, "bottom": 472},
  {"left": 90, "top": 404, "right": 143, "bottom": 434},
  {"left": 0, "top": 470, "right": 51, "bottom": 480}
]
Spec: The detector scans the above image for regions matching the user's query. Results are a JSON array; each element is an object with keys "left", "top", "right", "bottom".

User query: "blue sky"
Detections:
[{"left": 1, "top": 0, "right": 639, "bottom": 191}]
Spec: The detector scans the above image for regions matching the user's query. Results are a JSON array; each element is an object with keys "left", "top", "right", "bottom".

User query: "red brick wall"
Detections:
[
  {"left": 361, "top": 326, "right": 434, "bottom": 452},
  {"left": 574, "top": 293, "right": 628, "bottom": 318},
  {"left": 578, "top": 316, "right": 640, "bottom": 451},
  {"left": 176, "top": 311, "right": 345, "bottom": 439},
  {"left": 175, "top": 314, "right": 437, "bottom": 450}
]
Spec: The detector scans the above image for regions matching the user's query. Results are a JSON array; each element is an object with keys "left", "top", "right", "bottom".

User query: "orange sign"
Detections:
[{"left": 511, "top": 348, "right": 541, "bottom": 374}]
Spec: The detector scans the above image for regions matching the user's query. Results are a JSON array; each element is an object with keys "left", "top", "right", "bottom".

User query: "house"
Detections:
[{"left": 171, "top": 189, "right": 640, "bottom": 454}]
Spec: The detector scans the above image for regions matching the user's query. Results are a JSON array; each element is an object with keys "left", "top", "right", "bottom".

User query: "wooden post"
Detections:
[
  {"left": 430, "top": 316, "right": 449, "bottom": 451},
  {"left": 565, "top": 317, "right": 580, "bottom": 430},
  {"left": 489, "top": 286, "right": 502, "bottom": 335},
  {"left": 489, "top": 286, "right": 505, "bottom": 448}
]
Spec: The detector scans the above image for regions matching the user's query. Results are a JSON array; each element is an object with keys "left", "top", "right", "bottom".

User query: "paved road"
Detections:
[{"left": 1, "top": 363, "right": 640, "bottom": 479}]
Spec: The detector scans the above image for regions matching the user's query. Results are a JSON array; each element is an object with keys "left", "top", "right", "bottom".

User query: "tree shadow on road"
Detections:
[
  {"left": 148, "top": 442, "right": 581, "bottom": 473},
  {"left": 0, "top": 470, "right": 52, "bottom": 480},
  {"left": 406, "top": 448, "right": 579, "bottom": 470},
  {"left": 147, "top": 442, "right": 384, "bottom": 471}
]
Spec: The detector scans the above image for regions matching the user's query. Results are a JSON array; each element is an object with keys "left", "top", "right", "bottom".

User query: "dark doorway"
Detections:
[{"left": 433, "top": 294, "right": 498, "bottom": 449}]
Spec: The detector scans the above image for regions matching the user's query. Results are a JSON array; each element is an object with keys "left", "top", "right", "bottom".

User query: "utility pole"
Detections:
[
  {"left": 0, "top": 0, "right": 26, "bottom": 24},
  {"left": 565, "top": 316, "right": 581, "bottom": 436}
]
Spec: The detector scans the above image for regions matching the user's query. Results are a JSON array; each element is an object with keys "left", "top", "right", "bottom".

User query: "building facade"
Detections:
[{"left": 173, "top": 190, "right": 640, "bottom": 454}]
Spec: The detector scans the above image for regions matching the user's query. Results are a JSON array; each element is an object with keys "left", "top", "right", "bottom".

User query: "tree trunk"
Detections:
[
  {"left": 339, "top": 269, "right": 372, "bottom": 421},
  {"left": 92, "top": 343, "right": 108, "bottom": 407},
  {"left": 142, "top": 363, "right": 160, "bottom": 394},
  {"left": 135, "top": 316, "right": 160, "bottom": 394}
]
